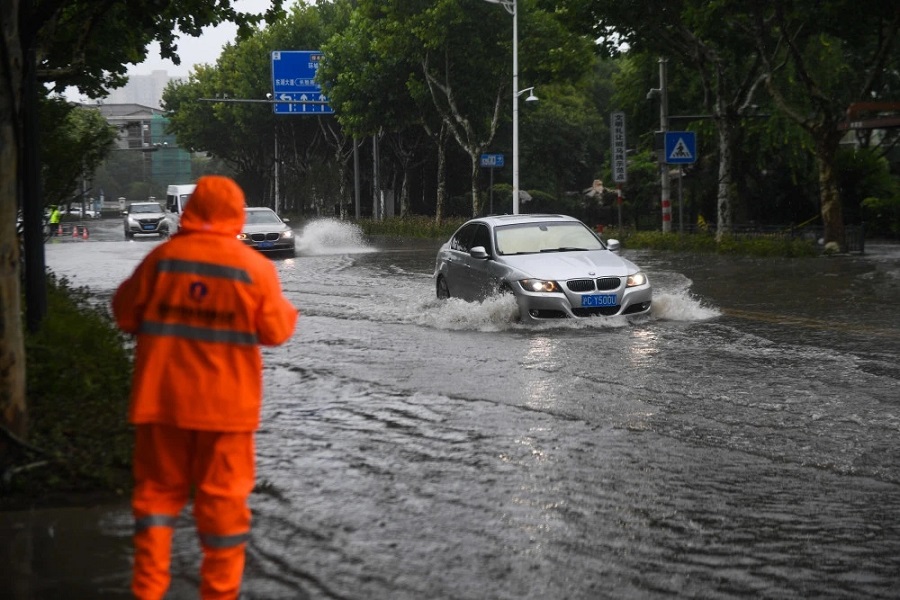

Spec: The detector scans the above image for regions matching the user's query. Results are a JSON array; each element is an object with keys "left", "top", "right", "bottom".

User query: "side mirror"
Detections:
[
  {"left": 469, "top": 246, "right": 489, "bottom": 259},
  {"left": 606, "top": 239, "right": 621, "bottom": 253}
]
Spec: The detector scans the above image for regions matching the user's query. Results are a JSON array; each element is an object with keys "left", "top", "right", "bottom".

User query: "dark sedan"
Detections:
[{"left": 238, "top": 207, "right": 295, "bottom": 257}]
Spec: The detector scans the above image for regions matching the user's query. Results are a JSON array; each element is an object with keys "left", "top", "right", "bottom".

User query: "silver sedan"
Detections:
[{"left": 434, "top": 214, "right": 651, "bottom": 321}]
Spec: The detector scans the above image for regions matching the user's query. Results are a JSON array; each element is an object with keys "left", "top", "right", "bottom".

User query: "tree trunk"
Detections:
[
  {"left": 715, "top": 118, "right": 735, "bottom": 241},
  {"left": 434, "top": 124, "right": 447, "bottom": 225},
  {"left": 0, "top": 0, "right": 29, "bottom": 440},
  {"left": 470, "top": 153, "right": 482, "bottom": 217},
  {"left": 815, "top": 132, "right": 845, "bottom": 250}
]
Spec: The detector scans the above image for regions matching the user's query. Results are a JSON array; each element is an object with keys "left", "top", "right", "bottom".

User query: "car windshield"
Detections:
[
  {"left": 131, "top": 204, "right": 162, "bottom": 213},
  {"left": 244, "top": 210, "right": 282, "bottom": 225},
  {"left": 495, "top": 221, "right": 604, "bottom": 255}
]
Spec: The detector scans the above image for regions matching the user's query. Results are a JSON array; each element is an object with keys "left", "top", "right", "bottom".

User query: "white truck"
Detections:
[{"left": 164, "top": 184, "right": 196, "bottom": 232}]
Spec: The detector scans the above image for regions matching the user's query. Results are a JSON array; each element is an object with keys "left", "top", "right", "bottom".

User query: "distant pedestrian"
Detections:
[
  {"left": 49, "top": 205, "right": 60, "bottom": 235},
  {"left": 112, "top": 175, "right": 298, "bottom": 599}
]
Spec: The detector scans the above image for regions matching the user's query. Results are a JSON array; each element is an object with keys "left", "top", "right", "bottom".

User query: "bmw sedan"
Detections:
[
  {"left": 434, "top": 214, "right": 652, "bottom": 321},
  {"left": 238, "top": 207, "right": 295, "bottom": 257}
]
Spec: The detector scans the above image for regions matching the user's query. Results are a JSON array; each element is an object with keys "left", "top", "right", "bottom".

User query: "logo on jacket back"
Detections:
[{"left": 190, "top": 281, "right": 208, "bottom": 302}]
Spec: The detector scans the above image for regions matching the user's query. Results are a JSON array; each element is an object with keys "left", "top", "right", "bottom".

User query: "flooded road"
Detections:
[{"left": 2, "top": 218, "right": 899, "bottom": 599}]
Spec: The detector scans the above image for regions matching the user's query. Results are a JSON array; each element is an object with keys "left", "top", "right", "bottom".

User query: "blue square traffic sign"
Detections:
[
  {"left": 664, "top": 131, "right": 696, "bottom": 164},
  {"left": 271, "top": 51, "right": 334, "bottom": 115}
]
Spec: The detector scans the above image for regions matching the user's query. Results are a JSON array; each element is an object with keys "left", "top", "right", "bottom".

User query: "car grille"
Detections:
[
  {"left": 566, "top": 277, "right": 622, "bottom": 292},
  {"left": 138, "top": 218, "right": 162, "bottom": 225},
  {"left": 567, "top": 279, "right": 594, "bottom": 292},
  {"left": 250, "top": 232, "right": 281, "bottom": 242},
  {"left": 596, "top": 277, "right": 621, "bottom": 290}
]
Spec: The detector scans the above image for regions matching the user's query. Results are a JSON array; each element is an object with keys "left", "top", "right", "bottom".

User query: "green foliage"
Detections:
[
  {"left": 357, "top": 216, "right": 465, "bottom": 239},
  {"left": 38, "top": 1, "right": 287, "bottom": 98},
  {"left": 862, "top": 196, "right": 900, "bottom": 238},
  {"left": 4, "top": 274, "right": 135, "bottom": 506},
  {"left": 39, "top": 99, "right": 119, "bottom": 208},
  {"left": 836, "top": 147, "right": 899, "bottom": 226},
  {"left": 615, "top": 230, "right": 819, "bottom": 257}
]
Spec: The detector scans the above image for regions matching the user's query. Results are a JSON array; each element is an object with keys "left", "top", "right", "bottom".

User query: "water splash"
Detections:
[
  {"left": 651, "top": 290, "right": 720, "bottom": 321},
  {"left": 412, "top": 295, "right": 521, "bottom": 332},
  {"left": 296, "top": 218, "right": 374, "bottom": 256}
]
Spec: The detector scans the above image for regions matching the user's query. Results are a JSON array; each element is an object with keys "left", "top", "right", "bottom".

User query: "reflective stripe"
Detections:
[
  {"left": 135, "top": 514, "right": 179, "bottom": 532},
  {"left": 199, "top": 531, "right": 251, "bottom": 549},
  {"left": 158, "top": 259, "right": 252, "bottom": 283},
  {"left": 140, "top": 321, "right": 258, "bottom": 345}
]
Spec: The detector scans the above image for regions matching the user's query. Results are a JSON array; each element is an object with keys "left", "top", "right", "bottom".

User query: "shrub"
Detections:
[{"left": 2, "top": 273, "right": 134, "bottom": 508}]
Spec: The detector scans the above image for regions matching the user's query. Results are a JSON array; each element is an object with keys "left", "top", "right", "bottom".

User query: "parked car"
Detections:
[
  {"left": 238, "top": 207, "right": 295, "bottom": 257},
  {"left": 123, "top": 202, "right": 168, "bottom": 239},
  {"left": 433, "top": 214, "right": 652, "bottom": 321}
]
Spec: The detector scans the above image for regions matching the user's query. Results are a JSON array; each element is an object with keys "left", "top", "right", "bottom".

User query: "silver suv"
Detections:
[{"left": 123, "top": 202, "right": 169, "bottom": 239}]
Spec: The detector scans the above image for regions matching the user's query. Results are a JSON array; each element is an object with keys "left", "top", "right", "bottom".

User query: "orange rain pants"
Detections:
[{"left": 131, "top": 424, "right": 255, "bottom": 600}]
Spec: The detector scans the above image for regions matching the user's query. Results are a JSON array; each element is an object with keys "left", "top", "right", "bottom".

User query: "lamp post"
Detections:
[{"left": 484, "top": 0, "right": 537, "bottom": 215}]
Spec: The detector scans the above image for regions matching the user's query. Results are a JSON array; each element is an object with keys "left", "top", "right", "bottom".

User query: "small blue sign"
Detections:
[
  {"left": 480, "top": 153, "right": 505, "bottom": 168},
  {"left": 664, "top": 131, "right": 696, "bottom": 164},
  {"left": 271, "top": 51, "right": 334, "bottom": 115}
]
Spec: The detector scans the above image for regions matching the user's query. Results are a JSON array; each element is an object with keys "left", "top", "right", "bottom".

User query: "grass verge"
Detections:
[{"left": 0, "top": 273, "right": 134, "bottom": 510}]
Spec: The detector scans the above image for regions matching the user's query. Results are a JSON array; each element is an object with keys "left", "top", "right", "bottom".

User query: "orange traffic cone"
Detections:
[
  {"left": 82, "top": 226, "right": 89, "bottom": 240},
  {"left": 72, "top": 225, "right": 78, "bottom": 237},
  {"left": 57, "top": 223, "right": 63, "bottom": 235}
]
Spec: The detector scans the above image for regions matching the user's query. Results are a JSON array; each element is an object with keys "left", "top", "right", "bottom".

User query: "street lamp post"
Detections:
[{"left": 484, "top": 0, "right": 536, "bottom": 215}]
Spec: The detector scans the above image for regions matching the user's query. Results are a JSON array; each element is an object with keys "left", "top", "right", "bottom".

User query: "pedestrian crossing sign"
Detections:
[{"left": 664, "top": 131, "right": 696, "bottom": 164}]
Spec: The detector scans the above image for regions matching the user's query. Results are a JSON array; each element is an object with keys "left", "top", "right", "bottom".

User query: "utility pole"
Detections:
[{"left": 658, "top": 58, "right": 672, "bottom": 233}]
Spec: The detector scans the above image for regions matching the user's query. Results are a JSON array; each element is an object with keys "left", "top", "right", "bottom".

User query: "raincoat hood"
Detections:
[{"left": 179, "top": 175, "right": 246, "bottom": 237}]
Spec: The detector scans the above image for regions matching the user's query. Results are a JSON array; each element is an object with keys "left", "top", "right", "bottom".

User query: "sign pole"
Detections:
[
  {"left": 610, "top": 111, "right": 627, "bottom": 233},
  {"left": 489, "top": 168, "right": 494, "bottom": 215},
  {"left": 617, "top": 185, "right": 623, "bottom": 231}
]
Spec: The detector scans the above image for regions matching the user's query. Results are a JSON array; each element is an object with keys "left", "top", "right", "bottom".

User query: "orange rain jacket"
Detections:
[{"left": 113, "top": 176, "right": 298, "bottom": 431}]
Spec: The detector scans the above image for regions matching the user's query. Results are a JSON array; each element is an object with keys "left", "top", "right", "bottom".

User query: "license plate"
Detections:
[
  {"left": 581, "top": 294, "right": 618, "bottom": 308},
  {"left": 142, "top": 225, "right": 156, "bottom": 230},
  {"left": 258, "top": 241, "right": 274, "bottom": 249}
]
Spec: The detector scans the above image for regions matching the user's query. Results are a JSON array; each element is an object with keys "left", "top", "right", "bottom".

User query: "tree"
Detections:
[
  {"left": 321, "top": 0, "right": 595, "bottom": 218},
  {"left": 1, "top": 0, "right": 283, "bottom": 442},
  {"left": 40, "top": 100, "right": 119, "bottom": 209},
  {"left": 741, "top": 1, "right": 900, "bottom": 250},
  {"left": 571, "top": 0, "right": 772, "bottom": 239}
]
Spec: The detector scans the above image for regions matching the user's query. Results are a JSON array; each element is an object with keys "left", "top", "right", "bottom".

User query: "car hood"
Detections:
[
  {"left": 129, "top": 211, "right": 166, "bottom": 219},
  {"left": 499, "top": 250, "right": 639, "bottom": 280},
  {"left": 242, "top": 222, "right": 289, "bottom": 233}
]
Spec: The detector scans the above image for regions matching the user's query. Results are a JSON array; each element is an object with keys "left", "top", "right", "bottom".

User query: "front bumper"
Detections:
[
  {"left": 514, "top": 281, "right": 652, "bottom": 321},
  {"left": 126, "top": 220, "right": 167, "bottom": 234},
  {"left": 240, "top": 238, "right": 295, "bottom": 255}
]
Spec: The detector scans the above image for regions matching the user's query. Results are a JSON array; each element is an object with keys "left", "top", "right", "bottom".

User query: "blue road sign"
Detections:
[
  {"left": 664, "top": 131, "right": 696, "bottom": 164},
  {"left": 480, "top": 153, "right": 505, "bottom": 168},
  {"left": 271, "top": 51, "right": 334, "bottom": 115}
]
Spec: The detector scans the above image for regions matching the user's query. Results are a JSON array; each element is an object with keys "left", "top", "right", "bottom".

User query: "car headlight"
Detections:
[
  {"left": 626, "top": 272, "right": 648, "bottom": 287},
  {"left": 237, "top": 233, "right": 248, "bottom": 241},
  {"left": 519, "top": 279, "right": 561, "bottom": 293},
  {"left": 281, "top": 230, "right": 294, "bottom": 239}
]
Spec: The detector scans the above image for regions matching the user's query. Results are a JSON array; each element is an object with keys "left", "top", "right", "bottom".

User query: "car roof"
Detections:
[
  {"left": 129, "top": 202, "right": 161, "bottom": 206},
  {"left": 244, "top": 206, "right": 276, "bottom": 212},
  {"left": 469, "top": 214, "right": 582, "bottom": 227}
]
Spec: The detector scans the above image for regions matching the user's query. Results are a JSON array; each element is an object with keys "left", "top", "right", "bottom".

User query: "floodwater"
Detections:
[{"left": 2, "top": 218, "right": 898, "bottom": 599}]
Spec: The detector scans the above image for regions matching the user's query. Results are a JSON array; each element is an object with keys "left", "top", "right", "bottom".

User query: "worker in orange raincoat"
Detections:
[{"left": 112, "top": 175, "right": 298, "bottom": 599}]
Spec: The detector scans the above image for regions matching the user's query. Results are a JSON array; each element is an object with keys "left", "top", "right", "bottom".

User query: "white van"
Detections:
[{"left": 165, "top": 184, "right": 196, "bottom": 232}]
